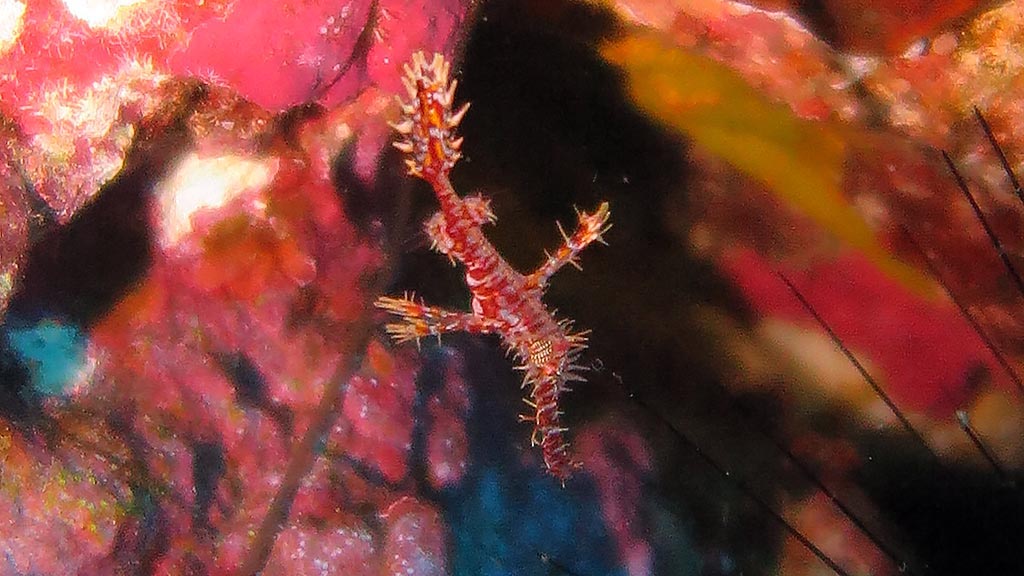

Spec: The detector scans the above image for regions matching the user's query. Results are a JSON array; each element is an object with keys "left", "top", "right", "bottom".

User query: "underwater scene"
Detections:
[{"left": 2, "top": 0, "right": 1024, "bottom": 574}]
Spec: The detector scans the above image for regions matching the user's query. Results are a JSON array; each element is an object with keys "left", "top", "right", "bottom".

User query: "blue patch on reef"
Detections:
[
  {"left": 445, "top": 465, "right": 627, "bottom": 576},
  {"left": 5, "top": 318, "right": 88, "bottom": 396}
]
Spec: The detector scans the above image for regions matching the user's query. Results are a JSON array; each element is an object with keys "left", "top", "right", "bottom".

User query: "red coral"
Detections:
[
  {"left": 721, "top": 248, "right": 1002, "bottom": 417},
  {"left": 169, "top": 0, "right": 375, "bottom": 111},
  {"left": 264, "top": 522, "right": 378, "bottom": 575},
  {"left": 424, "top": 355, "right": 471, "bottom": 489},
  {"left": 340, "top": 371, "right": 417, "bottom": 484},
  {"left": 381, "top": 497, "right": 448, "bottom": 576},
  {"left": 740, "top": 0, "right": 983, "bottom": 54},
  {"left": 0, "top": 0, "right": 473, "bottom": 226},
  {"left": 79, "top": 76, "right": 411, "bottom": 571},
  {"left": 169, "top": 0, "right": 474, "bottom": 111},
  {"left": 0, "top": 422, "right": 131, "bottom": 573}
]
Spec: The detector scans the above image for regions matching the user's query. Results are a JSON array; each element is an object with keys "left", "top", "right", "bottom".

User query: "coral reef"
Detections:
[{"left": 5, "top": 0, "right": 1024, "bottom": 574}]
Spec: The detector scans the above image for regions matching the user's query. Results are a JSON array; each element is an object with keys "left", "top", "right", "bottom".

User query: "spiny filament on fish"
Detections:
[{"left": 375, "top": 51, "right": 611, "bottom": 482}]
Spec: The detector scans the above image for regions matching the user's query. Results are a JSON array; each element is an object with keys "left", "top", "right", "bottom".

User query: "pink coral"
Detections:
[
  {"left": 264, "top": 522, "right": 378, "bottom": 575},
  {"left": 170, "top": 0, "right": 474, "bottom": 111},
  {"left": 381, "top": 497, "right": 448, "bottom": 576},
  {"left": 424, "top": 355, "right": 471, "bottom": 489},
  {"left": 576, "top": 420, "right": 654, "bottom": 576},
  {"left": 77, "top": 64, "right": 428, "bottom": 572},
  {"left": 0, "top": 0, "right": 473, "bottom": 229},
  {"left": 721, "top": 248, "right": 1003, "bottom": 417},
  {"left": 0, "top": 0, "right": 228, "bottom": 222},
  {"left": 0, "top": 422, "right": 130, "bottom": 573},
  {"left": 340, "top": 371, "right": 417, "bottom": 484}
]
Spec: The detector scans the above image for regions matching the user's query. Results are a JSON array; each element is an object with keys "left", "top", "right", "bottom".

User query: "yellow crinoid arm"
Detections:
[{"left": 391, "top": 52, "right": 470, "bottom": 182}]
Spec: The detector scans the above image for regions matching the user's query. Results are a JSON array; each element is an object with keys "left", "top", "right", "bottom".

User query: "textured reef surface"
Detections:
[{"left": 4, "top": 0, "right": 1024, "bottom": 575}]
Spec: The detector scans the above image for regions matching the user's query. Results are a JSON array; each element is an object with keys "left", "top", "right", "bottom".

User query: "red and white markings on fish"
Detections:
[{"left": 375, "top": 52, "right": 611, "bottom": 483}]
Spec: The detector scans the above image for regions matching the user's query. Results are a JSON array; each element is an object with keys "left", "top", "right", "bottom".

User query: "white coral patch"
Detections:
[
  {"left": 0, "top": 0, "right": 26, "bottom": 55},
  {"left": 27, "top": 58, "right": 166, "bottom": 221},
  {"left": 62, "top": 0, "right": 144, "bottom": 29},
  {"left": 156, "top": 153, "right": 279, "bottom": 247}
]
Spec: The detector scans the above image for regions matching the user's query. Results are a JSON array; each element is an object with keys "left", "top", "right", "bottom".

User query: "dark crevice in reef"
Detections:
[
  {"left": 857, "top": 435, "right": 1024, "bottom": 576},
  {"left": 190, "top": 439, "right": 227, "bottom": 535},
  {"left": 213, "top": 351, "right": 295, "bottom": 441}
]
